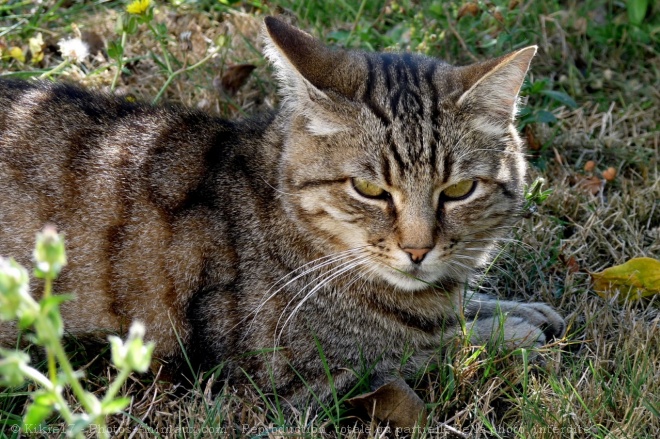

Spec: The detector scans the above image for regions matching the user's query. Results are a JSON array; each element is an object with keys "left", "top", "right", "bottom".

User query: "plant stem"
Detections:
[
  {"left": 43, "top": 276, "right": 52, "bottom": 299},
  {"left": 148, "top": 22, "right": 173, "bottom": 74},
  {"left": 345, "top": 0, "right": 369, "bottom": 46},
  {"left": 51, "top": 337, "right": 96, "bottom": 414},
  {"left": 111, "top": 31, "right": 127, "bottom": 91},
  {"left": 102, "top": 367, "right": 131, "bottom": 404},
  {"left": 42, "top": 277, "right": 58, "bottom": 384},
  {"left": 39, "top": 59, "right": 70, "bottom": 80},
  {"left": 93, "top": 367, "right": 131, "bottom": 439},
  {"left": 152, "top": 47, "right": 220, "bottom": 104},
  {"left": 19, "top": 364, "right": 75, "bottom": 424}
]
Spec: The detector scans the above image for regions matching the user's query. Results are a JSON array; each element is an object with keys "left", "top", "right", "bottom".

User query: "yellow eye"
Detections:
[
  {"left": 442, "top": 180, "right": 475, "bottom": 200},
  {"left": 352, "top": 177, "right": 387, "bottom": 199}
]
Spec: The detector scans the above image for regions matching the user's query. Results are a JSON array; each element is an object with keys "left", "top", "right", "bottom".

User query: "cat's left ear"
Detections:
[{"left": 455, "top": 46, "right": 537, "bottom": 122}]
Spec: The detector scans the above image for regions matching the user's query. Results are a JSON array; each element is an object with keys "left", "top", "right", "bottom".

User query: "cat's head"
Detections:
[{"left": 264, "top": 17, "right": 534, "bottom": 292}]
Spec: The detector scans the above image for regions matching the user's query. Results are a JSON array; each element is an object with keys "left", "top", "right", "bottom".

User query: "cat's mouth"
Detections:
[
  {"left": 378, "top": 264, "right": 442, "bottom": 292},
  {"left": 371, "top": 252, "right": 472, "bottom": 292}
]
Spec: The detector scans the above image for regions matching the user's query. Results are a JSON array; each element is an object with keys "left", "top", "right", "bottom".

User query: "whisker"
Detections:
[
  {"left": 260, "top": 177, "right": 300, "bottom": 197},
  {"left": 237, "top": 247, "right": 370, "bottom": 335},
  {"left": 461, "top": 237, "right": 542, "bottom": 259},
  {"left": 444, "top": 259, "right": 475, "bottom": 274},
  {"left": 457, "top": 253, "right": 516, "bottom": 280},
  {"left": 471, "top": 148, "right": 521, "bottom": 156},
  {"left": 443, "top": 260, "right": 471, "bottom": 281},
  {"left": 274, "top": 255, "right": 374, "bottom": 348},
  {"left": 342, "top": 260, "right": 377, "bottom": 292}
]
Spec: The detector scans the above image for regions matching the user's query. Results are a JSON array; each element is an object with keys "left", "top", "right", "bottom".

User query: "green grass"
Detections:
[{"left": 1, "top": 0, "right": 659, "bottom": 437}]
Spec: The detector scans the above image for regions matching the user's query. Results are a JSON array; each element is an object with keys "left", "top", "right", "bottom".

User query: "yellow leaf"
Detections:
[
  {"left": 9, "top": 47, "right": 25, "bottom": 63},
  {"left": 591, "top": 257, "right": 660, "bottom": 302},
  {"left": 30, "top": 52, "right": 44, "bottom": 64},
  {"left": 28, "top": 33, "right": 45, "bottom": 64}
]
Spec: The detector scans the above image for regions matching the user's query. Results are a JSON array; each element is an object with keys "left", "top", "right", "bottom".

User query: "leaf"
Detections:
[
  {"left": 347, "top": 377, "right": 427, "bottom": 429},
  {"left": 81, "top": 31, "right": 105, "bottom": 57},
  {"left": 457, "top": 3, "right": 480, "bottom": 20},
  {"left": 524, "top": 125, "right": 541, "bottom": 151},
  {"left": 591, "top": 257, "right": 660, "bottom": 302},
  {"left": 9, "top": 47, "right": 25, "bottom": 63},
  {"left": 68, "top": 414, "right": 92, "bottom": 436},
  {"left": 534, "top": 110, "right": 557, "bottom": 124},
  {"left": 28, "top": 33, "right": 45, "bottom": 64},
  {"left": 220, "top": 64, "right": 256, "bottom": 95},
  {"left": 627, "top": 0, "right": 648, "bottom": 25},
  {"left": 573, "top": 175, "right": 602, "bottom": 196},
  {"left": 102, "top": 397, "right": 131, "bottom": 414},
  {"left": 23, "top": 399, "right": 53, "bottom": 429},
  {"left": 540, "top": 89, "right": 577, "bottom": 108},
  {"left": 107, "top": 40, "right": 123, "bottom": 60}
]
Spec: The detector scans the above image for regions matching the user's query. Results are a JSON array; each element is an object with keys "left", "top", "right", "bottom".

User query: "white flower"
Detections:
[
  {"left": 58, "top": 38, "right": 89, "bottom": 63},
  {"left": 108, "top": 322, "right": 154, "bottom": 373}
]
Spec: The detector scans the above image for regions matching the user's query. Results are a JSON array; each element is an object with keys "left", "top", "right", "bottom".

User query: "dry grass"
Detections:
[{"left": 1, "top": 1, "right": 658, "bottom": 438}]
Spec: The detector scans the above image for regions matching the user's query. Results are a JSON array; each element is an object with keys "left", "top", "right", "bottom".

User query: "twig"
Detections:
[
  {"left": 345, "top": 0, "right": 369, "bottom": 47},
  {"left": 443, "top": 5, "right": 479, "bottom": 62},
  {"left": 438, "top": 421, "right": 469, "bottom": 438},
  {"left": 128, "top": 366, "right": 162, "bottom": 439}
]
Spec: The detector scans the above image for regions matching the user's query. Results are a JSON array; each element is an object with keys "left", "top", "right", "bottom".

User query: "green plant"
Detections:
[
  {"left": 524, "top": 177, "right": 553, "bottom": 212},
  {"left": 0, "top": 227, "right": 154, "bottom": 439}
]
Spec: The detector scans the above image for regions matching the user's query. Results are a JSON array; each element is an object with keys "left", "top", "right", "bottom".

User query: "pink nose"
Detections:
[{"left": 401, "top": 247, "right": 432, "bottom": 263}]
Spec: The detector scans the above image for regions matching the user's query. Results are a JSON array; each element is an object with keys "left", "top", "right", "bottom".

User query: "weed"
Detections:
[{"left": 0, "top": 0, "right": 658, "bottom": 437}]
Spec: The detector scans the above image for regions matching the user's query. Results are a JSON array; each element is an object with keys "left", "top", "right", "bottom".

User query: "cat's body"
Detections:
[{"left": 0, "top": 18, "right": 564, "bottom": 405}]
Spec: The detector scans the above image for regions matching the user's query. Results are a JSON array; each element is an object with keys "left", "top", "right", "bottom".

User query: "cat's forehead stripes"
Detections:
[
  {"left": 359, "top": 53, "right": 449, "bottom": 182},
  {"left": 354, "top": 52, "right": 522, "bottom": 191}
]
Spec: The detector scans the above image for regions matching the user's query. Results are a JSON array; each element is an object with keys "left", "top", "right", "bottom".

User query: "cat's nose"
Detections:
[{"left": 401, "top": 247, "right": 432, "bottom": 264}]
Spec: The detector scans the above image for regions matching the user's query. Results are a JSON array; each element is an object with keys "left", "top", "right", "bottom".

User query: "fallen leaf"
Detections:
[
  {"left": 220, "top": 64, "right": 256, "bottom": 95},
  {"left": 81, "top": 31, "right": 105, "bottom": 57},
  {"left": 559, "top": 254, "right": 580, "bottom": 274},
  {"left": 347, "top": 377, "right": 427, "bottom": 429},
  {"left": 591, "top": 257, "right": 660, "bottom": 302},
  {"left": 558, "top": 246, "right": 581, "bottom": 274},
  {"left": 524, "top": 125, "right": 541, "bottom": 151},
  {"left": 457, "top": 3, "right": 480, "bottom": 20},
  {"left": 553, "top": 147, "right": 563, "bottom": 165},
  {"left": 573, "top": 175, "right": 602, "bottom": 195},
  {"left": 28, "top": 33, "right": 45, "bottom": 64}
]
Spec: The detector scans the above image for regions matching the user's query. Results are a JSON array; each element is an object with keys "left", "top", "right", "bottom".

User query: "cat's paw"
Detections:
[{"left": 466, "top": 301, "right": 565, "bottom": 352}]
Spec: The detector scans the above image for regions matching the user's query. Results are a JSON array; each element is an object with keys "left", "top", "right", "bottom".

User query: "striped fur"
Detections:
[{"left": 0, "top": 17, "right": 563, "bottom": 407}]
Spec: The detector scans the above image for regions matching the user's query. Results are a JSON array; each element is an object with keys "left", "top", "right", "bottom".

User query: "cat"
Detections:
[{"left": 0, "top": 16, "right": 564, "bottom": 407}]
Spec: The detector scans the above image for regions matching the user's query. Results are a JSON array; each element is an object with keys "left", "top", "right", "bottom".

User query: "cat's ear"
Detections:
[
  {"left": 455, "top": 46, "right": 536, "bottom": 122},
  {"left": 263, "top": 16, "right": 364, "bottom": 98},
  {"left": 263, "top": 17, "right": 365, "bottom": 135}
]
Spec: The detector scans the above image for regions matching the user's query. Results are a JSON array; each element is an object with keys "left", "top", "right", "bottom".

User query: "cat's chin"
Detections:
[{"left": 378, "top": 268, "right": 445, "bottom": 292}]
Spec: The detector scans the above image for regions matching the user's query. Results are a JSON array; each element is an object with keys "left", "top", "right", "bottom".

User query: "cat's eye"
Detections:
[
  {"left": 352, "top": 177, "right": 388, "bottom": 199},
  {"left": 441, "top": 180, "right": 476, "bottom": 200}
]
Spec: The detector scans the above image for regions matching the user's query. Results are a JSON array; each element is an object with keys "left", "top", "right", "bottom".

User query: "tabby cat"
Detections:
[{"left": 0, "top": 17, "right": 564, "bottom": 406}]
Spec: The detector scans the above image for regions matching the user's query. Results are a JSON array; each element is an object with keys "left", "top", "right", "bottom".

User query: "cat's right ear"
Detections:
[
  {"left": 263, "top": 17, "right": 364, "bottom": 98},
  {"left": 263, "top": 17, "right": 365, "bottom": 135}
]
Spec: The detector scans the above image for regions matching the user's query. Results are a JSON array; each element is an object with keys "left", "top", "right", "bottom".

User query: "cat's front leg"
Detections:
[{"left": 463, "top": 293, "right": 565, "bottom": 352}]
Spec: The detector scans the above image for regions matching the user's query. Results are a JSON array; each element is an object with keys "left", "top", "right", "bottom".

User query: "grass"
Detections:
[{"left": 1, "top": 0, "right": 659, "bottom": 437}]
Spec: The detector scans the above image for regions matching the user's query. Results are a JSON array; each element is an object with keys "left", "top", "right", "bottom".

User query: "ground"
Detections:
[{"left": 0, "top": 0, "right": 658, "bottom": 438}]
